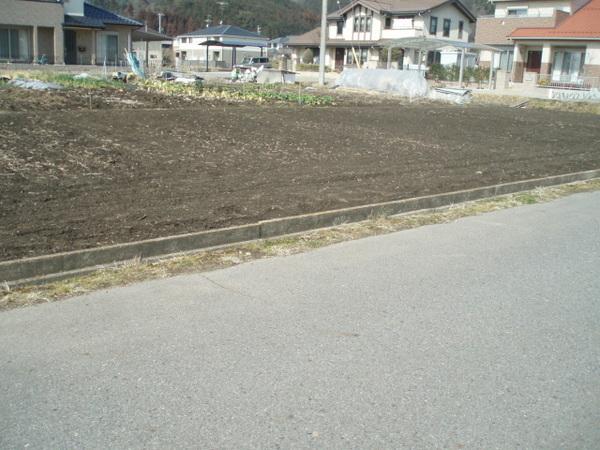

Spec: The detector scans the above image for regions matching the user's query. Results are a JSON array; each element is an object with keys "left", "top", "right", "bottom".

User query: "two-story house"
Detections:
[
  {"left": 509, "top": 0, "right": 600, "bottom": 86},
  {"left": 287, "top": 0, "right": 476, "bottom": 71},
  {"left": 1, "top": 0, "right": 142, "bottom": 65},
  {"left": 173, "top": 25, "right": 269, "bottom": 69},
  {"left": 475, "top": 0, "right": 589, "bottom": 77}
]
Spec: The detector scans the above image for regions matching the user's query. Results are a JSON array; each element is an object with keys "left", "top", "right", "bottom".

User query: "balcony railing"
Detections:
[
  {"left": 478, "top": 11, "right": 556, "bottom": 19},
  {"left": 536, "top": 73, "right": 600, "bottom": 90}
]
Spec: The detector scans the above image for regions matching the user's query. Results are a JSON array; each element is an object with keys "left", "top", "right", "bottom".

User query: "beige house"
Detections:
[
  {"left": 1, "top": 0, "right": 65, "bottom": 64},
  {"left": 132, "top": 28, "right": 174, "bottom": 69},
  {"left": 1, "top": 0, "right": 142, "bottom": 65},
  {"left": 287, "top": 0, "right": 476, "bottom": 71}
]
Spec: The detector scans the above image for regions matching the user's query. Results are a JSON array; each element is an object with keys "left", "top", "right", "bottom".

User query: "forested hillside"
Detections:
[
  {"left": 92, "top": 0, "right": 494, "bottom": 38},
  {"left": 92, "top": 0, "right": 320, "bottom": 37}
]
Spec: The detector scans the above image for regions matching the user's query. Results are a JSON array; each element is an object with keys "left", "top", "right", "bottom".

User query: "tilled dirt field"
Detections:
[{"left": 1, "top": 90, "right": 599, "bottom": 261}]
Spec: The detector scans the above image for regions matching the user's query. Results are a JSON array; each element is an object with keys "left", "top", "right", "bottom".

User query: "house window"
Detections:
[
  {"left": 499, "top": 51, "right": 514, "bottom": 71},
  {"left": 443, "top": 19, "right": 451, "bottom": 37},
  {"left": 366, "top": 16, "right": 372, "bottom": 32},
  {"left": 385, "top": 16, "right": 392, "bottom": 29},
  {"left": 346, "top": 49, "right": 353, "bottom": 64},
  {"left": 0, "top": 27, "right": 29, "bottom": 61},
  {"left": 353, "top": 17, "right": 359, "bottom": 32},
  {"left": 346, "top": 48, "right": 368, "bottom": 65},
  {"left": 552, "top": 50, "right": 586, "bottom": 82},
  {"left": 429, "top": 16, "right": 438, "bottom": 35},
  {"left": 360, "top": 16, "right": 365, "bottom": 32},
  {"left": 427, "top": 51, "right": 441, "bottom": 65},
  {"left": 336, "top": 20, "right": 344, "bottom": 35},
  {"left": 507, "top": 7, "right": 528, "bottom": 16},
  {"left": 97, "top": 33, "right": 119, "bottom": 64},
  {"left": 458, "top": 21, "right": 464, "bottom": 39}
]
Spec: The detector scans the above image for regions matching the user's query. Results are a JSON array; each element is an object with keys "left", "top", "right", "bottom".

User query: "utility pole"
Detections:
[
  {"left": 216, "top": 1, "right": 228, "bottom": 25},
  {"left": 318, "top": 0, "right": 328, "bottom": 86},
  {"left": 157, "top": 12, "right": 164, "bottom": 34}
]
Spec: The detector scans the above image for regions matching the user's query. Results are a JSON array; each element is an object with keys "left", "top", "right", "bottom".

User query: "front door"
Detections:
[
  {"left": 64, "top": 30, "right": 77, "bottom": 64},
  {"left": 525, "top": 50, "right": 542, "bottom": 73},
  {"left": 397, "top": 48, "right": 404, "bottom": 70},
  {"left": 335, "top": 48, "right": 344, "bottom": 71}
]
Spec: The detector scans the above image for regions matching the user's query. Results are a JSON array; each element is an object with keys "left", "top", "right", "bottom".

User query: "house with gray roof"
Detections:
[
  {"left": 287, "top": 0, "right": 476, "bottom": 71},
  {"left": 1, "top": 0, "right": 142, "bottom": 65},
  {"left": 174, "top": 24, "right": 269, "bottom": 69}
]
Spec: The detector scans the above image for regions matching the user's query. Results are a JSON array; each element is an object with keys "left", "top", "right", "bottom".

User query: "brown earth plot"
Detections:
[{"left": 1, "top": 87, "right": 599, "bottom": 261}]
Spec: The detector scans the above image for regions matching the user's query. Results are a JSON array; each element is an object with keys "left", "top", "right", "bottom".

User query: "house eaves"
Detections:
[{"left": 328, "top": 0, "right": 476, "bottom": 23}]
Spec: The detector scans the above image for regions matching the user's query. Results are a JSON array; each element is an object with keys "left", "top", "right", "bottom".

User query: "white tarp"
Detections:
[
  {"left": 335, "top": 69, "right": 428, "bottom": 98},
  {"left": 8, "top": 78, "right": 62, "bottom": 90},
  {"left": 428, "top": 87, "right": 472, "bottom": 104}
]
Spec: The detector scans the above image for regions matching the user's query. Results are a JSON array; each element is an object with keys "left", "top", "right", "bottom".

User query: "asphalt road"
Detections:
[{"left": 1, "top": 192, "right": 599, "bottom": 449}]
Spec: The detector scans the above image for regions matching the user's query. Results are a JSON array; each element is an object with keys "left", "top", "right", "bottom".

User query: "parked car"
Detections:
[{"left": 234, "top": 57, "right": 272, "bottom": 69}]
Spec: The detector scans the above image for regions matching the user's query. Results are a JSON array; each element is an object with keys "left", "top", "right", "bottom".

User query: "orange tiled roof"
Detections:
[{"left": 510, "top": 0, "right": 600, "bottom": 39}]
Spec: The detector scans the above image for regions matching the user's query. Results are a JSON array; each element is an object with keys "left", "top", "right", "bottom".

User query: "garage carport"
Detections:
[
  {"left": 381, "top": 37, "right": 502, "bottom": 88},
  {"left": 197, "top": 39, "right": 268, "bottom": 72}
]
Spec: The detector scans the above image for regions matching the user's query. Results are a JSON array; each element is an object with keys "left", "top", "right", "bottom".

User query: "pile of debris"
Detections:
[
  {"left": 2, "top": 77, "right": 62, "bottom": 91},
  {"left": 156, "top": 71, "right": 203, "bottom": 85}
]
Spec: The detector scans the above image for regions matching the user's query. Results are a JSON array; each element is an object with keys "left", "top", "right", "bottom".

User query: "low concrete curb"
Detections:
[{"left": 2, "top": 169, "right": 599, "bottom": 285}]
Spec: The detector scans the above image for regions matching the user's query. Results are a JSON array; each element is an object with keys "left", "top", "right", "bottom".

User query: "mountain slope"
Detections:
[{"left": 91, "top": 0, "right": 319, "bottom": 38}]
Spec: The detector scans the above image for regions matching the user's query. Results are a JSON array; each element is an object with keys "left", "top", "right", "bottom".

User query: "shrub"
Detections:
[
  {"left": 301, "top": 48, "right": 314, "bottom": 64},
  {"left": 296, "top": 63, "right": 330, "bottom": 72},
  {"left": 428, "top": 64, "right": 446, "bottom": 81}
]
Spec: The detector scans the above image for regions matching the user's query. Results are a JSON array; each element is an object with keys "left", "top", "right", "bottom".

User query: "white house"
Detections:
[
  {"left": 509, "top": 0, "right": 600, "bottom": 86},
  {"left": 475, "top": 0, "right": 590, "bottom": 73},
  {"left": 287, "top": 0, "right": 476, "bottom": 71},
  {"left": 173, "top": 24, "right": 269, "bottom": 69}
]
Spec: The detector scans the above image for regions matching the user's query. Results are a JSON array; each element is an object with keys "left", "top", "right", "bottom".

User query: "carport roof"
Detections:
[
  {"left": 132, "top": 28, "right": 172, "bottom": 42},
  {"left": 381, "top": 36, "right": 502, "bottom": 52},
  {"left": 198, "top": 39, "right": 267, "bottom": 47}
]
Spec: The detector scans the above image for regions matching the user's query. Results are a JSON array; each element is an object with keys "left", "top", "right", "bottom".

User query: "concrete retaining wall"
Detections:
[{"left": 2, "top": 169, "right": 599, "bottom": 285}]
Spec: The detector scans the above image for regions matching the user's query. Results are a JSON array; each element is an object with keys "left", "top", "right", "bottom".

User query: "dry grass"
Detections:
[
  {"left": 1, "top": 178, "right": 599, "bottom": 311},
  {"left": 473, "top": 93, "right": 600, "bottom": 114}
]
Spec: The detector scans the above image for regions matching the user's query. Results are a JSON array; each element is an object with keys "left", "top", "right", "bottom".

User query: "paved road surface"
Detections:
[{"left": 1, "top": 192, "right": 599, "bottom": 449}]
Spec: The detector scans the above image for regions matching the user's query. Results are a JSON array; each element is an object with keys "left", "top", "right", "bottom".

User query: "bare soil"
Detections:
[{"left": 1, "top": 87, "right": 599, "bottom": 261}]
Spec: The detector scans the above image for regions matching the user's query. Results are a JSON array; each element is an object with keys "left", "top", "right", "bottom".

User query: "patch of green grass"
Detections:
[
  {"left": 8, "top": 71, "right": 124, "bottom": 90},
  {"left": 138, "top": 80, "right": 335, "bottom": 106},
  {"left": 514, "top": 193, "right": 538, "bottom": 204}
]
